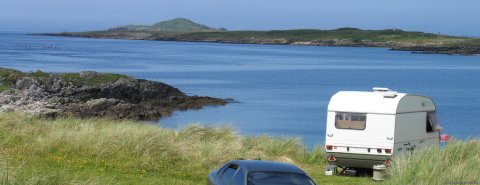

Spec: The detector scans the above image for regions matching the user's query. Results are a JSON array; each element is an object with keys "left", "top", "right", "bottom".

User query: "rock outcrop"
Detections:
[
  {"left": 390, "top": 45, "right": 480, "bottom": 55},
  {"left": 0, "top": 69, "right": 227, "bottom": 120}
]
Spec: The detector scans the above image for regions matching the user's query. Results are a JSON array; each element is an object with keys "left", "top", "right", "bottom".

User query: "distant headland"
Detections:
[{"left": 38, "top": 18, "right": 480, "bottom": 55}]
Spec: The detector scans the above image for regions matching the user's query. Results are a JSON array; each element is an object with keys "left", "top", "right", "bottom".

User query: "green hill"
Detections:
[
  {"left": 109, "top": 18, "right": 225, "bottom": 32},
  {"left": 152, "top": 18, "right": 221, "bottom": 32}
]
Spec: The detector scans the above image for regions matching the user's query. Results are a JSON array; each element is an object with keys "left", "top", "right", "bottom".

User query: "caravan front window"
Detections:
[{"left": 335, "top": 113, "right": 366, "bottom": 130}]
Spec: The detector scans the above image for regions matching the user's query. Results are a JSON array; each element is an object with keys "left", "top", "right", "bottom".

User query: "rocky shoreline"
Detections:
[
  {"left": 389, "top": 45, "right": 480, "bottom": 55},
  {"left": 39, "top": 31, "right": 480, "bottom": 55},
  {"left": 0, "top": 68, "right": 227, "bottom": 120}
]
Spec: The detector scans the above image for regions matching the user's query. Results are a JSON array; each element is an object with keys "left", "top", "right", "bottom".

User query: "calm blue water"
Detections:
[{"left": 1, "top": 33, "right": 480, "bottom": 147}]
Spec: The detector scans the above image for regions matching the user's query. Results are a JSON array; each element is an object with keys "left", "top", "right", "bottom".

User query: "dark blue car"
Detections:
[{"left": 208, "top": 160, "right": 317, "bottom": 185}]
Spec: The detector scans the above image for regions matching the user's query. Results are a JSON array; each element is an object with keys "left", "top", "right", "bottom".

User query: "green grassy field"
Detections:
[{"left": 0, "top": 113, "right": 478, "bottom": 184}]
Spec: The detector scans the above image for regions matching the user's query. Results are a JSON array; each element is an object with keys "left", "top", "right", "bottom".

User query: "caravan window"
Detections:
[{"left": 335, "top": 113, "right": 366, "bottom": 130}]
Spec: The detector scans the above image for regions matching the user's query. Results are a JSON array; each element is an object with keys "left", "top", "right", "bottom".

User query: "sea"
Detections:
[{"left": 1, "top": 32, "right": 479, "bottom": 147}]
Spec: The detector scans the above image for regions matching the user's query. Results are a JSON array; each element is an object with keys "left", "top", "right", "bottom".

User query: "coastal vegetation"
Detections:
[
  {"left": 387, "top": 140, "right": 480, "bottom": 185},
  {"left": 41, "top": 18, "right": 480, "bottom": 55},
  {"left": 0, "top": 113, "right": 478, "bottom": 185},
  {"left": 0, "top": 113, "right": 368, "bottom": 184},
  {"left": 0, "top": 68, "right": 129, "bottom": 91}
]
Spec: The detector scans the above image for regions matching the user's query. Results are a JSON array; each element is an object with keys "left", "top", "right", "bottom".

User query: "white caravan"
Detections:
[{"left": 324, "top": 88, "right": 442, "bottom": 170}]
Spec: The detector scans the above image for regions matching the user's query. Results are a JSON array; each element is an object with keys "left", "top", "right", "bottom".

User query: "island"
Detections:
[
  {"left": 0, "top": 67, "right": 227, "bottom": 120},
  {"left": 39, "top": 18, "right": 480, "bottom": 55}
]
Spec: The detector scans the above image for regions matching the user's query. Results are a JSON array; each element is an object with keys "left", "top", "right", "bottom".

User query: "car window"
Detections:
[
  {"left": 217, "top": 164, "right": 229, "bottom": 175},
  {"left": 232, "top": 167, "right": 245, "bottom": 185},
  {"left": 247, "top": 172, "right": 315, "bottom": 185},
  {"left": 220, "top": 165, "right": 238, "bottom": 184}
]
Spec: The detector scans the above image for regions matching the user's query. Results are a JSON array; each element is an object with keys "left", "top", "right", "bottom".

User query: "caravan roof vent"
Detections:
[
  {"left": 383, "top": 91, "right": 398, "bottom": 98},
  {"left": 373, "top": 87, "right": 391, "bottom": 92},
  {"left": 373, "top": 87, "right": 397, "bottom": 98}
]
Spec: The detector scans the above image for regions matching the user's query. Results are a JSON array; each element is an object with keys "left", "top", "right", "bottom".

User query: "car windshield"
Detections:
[{"left": 247, "top": 172, "right": 316, "bottom": 185}]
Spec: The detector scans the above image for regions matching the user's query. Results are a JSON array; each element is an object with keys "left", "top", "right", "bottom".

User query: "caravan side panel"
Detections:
[
  {"left": 397, "top": 95, "right": 436, "bottom": 113},
  {"left": 394, "top": 112, "right": 440, "bottom": 155}
]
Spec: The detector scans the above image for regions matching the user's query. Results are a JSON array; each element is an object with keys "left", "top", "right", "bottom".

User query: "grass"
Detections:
[
  {"left": 0, "top": 113, "right": 371, "bottom": 184},
  {"left": 57, "top": 73, "right": 128, "bottom": 86},
  {"left": 0, "top": 112, "right": 478, "bottom": 184},
  {"left": 386, "top": 140, "right": 480, "bottom": 185},
  {"left": 0, "top": 68, "right": 23, "bottom": 91},
  {"left": 0, "top": 68, "right": 130, "bottom": 92}
]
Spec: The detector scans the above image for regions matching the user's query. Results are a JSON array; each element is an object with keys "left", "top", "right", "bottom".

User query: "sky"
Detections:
[{"left": 0, "top": 0, "right": 479, "bottom": 37}]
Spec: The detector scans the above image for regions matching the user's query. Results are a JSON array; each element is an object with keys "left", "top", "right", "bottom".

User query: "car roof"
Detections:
[{"left": 228, "top": 160, "right": 306, "bottom": 174}]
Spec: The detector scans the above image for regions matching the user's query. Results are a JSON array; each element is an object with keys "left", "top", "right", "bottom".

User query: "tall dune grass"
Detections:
[
  {"left": 2, "top": 112, "right": 476, "bottom": 184},
  {"left": 0, "top": 113, "right": 326, "bottom": 184},
  {"left": 387, "top": 140, "right": 480, "bottom": 185}
]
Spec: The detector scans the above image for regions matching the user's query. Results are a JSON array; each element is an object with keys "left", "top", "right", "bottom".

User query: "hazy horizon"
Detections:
[{"left": 1, "top": 0, "right": 479, "bottom": 37}]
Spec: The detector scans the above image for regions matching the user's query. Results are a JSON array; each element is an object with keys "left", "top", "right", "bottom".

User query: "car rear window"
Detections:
[
  {"left": 247, "top": 172, "right": 315, "bottom": 185},
  {"left": 220, "top": 165, "right": 239, "bottom": 184},
  {"left": 335, "top": 112, "right": 366, "bottom": 130}
]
